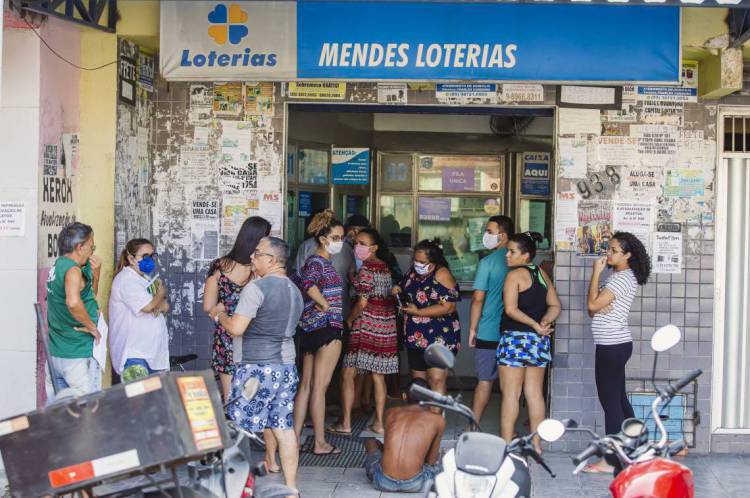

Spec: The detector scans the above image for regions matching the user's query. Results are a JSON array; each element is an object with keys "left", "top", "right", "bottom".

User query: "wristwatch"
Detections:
[{"left": 214, "top": 311, "right": 226, "bottom": 324}]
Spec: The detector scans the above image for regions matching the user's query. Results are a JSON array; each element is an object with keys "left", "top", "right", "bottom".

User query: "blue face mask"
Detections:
[{"left": 137, "top": 255, "right": 156, "bottom": 274}]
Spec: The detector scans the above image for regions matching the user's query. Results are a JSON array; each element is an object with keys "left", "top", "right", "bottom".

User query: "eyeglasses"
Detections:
[
  {"left": 252, "top": 250, "right": 275, "bottom": 259},
  {"left": 140, "top": 252, "right": 157, "bottom": 260}
]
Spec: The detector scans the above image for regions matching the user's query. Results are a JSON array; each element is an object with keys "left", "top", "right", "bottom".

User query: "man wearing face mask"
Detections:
[
  {"left": 109, "top": 238, "right": 170, "bottom": 383},
  {"left": 468, "top": 215, "right": 514, "bottom": 424}
]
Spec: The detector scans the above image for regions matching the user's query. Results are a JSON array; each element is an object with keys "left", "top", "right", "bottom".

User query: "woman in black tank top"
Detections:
[{"left": 497, "top": 232, "right": 561, "bottom": 453}]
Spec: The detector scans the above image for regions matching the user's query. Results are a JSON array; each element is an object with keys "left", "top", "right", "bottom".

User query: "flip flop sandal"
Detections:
[
  {"left": 366, "top": 424, "right": 385, "bottom": 435},
  {"left": 326, "top": 425, "right": 353, "bottom": 436},
  {"left": 581, "top": 464, "right": 612, "bottom": 474},
  {"left": 310, "top": 446, "right": 341, "bottom": 456}
]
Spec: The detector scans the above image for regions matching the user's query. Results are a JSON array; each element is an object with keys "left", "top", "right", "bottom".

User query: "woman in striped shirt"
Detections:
[
  {"left": 293, "top": 210, "right": 345, "bottom": 456},
  {"left": 585, "top": 232, "right": 651, "bottom": 473}
]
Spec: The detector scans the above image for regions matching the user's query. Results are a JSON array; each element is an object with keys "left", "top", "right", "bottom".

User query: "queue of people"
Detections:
[{"left": 45, "top": 210, "right": 651, "bottom": 494}]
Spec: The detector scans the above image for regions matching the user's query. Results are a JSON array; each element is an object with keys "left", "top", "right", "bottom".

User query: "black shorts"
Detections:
[
  {"left": 301, "top": 326, "right": 343, "bottom": 354},
  {"left": 407, "top": 348, "right": 456, "bottom": 372}
]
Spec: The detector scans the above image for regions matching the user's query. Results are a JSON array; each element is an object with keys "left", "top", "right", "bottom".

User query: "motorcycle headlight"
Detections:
[{"left": 454, "top": 471, "right": 496, "bottom": 497}]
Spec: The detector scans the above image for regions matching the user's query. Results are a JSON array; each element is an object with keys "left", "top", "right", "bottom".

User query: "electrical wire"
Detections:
[{"left": 21, "top": 15, "right": 118, "bottom": 71}]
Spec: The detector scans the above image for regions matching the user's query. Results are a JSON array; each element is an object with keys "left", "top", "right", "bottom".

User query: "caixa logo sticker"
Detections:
[{"left": 180, "top": 3, "right": 277, "bottom": 68}]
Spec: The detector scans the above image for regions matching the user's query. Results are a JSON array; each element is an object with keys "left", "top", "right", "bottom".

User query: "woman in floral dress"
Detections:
[
  {"left": 329, "top": 228, "right": 398, "bottom": 436},
  {"left": 396, "top": 239, "right": 461, "bottom": 395},
  {"left": 203, "top": 216, "right": 271, "bottom": 400}
]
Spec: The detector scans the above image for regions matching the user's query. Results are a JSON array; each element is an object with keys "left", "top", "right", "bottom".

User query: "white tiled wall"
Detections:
[{"left": 0, "top": 27, "right": 41, "bottom": 423}]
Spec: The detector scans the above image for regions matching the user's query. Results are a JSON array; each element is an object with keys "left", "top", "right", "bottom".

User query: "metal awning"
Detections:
[{"left": 462, "top": 0, "right": 750, "bottom": 5}]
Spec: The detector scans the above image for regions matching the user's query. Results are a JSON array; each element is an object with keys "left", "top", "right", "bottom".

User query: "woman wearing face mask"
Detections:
[
  {"left": 109, "top": 239, "right": 169, "bottom": 382},
  {"left": 497, "top": 232, "right": 561, "bottom": 453},
  {"left": 203, "top": 216, "right": 272, "bottom": 400},
  {"left": 293, "top": 210, "right": 345, "bottom": 455},
  {"left": 395, "top": 239, "right": 461, "bottom": 394},
  {"left": 328, "top": 228, "right": 398, "bottom": 436}
]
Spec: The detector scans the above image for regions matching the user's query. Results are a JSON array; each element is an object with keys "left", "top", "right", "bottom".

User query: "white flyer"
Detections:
[
  {"left": 191, "top": 199, "right": 220, "bottom": 261},
  {"left": 597, "top": 136, "right": 638, "bottom": 166},
  {"left": 560, "top": 86, "right": 616, "bottom": 106},
  {"left": 653, "top": 232, "right": 682, "bottom": 274},
  {"left": 613, "top": 202, "right": 654, "bottom": 255},
  {"left": 559, "top": 108, "right": 601, "bottom": 136},
  {"left": 0, "top": 202, "right": 25, "bottom": 236},
  {"left": 377, "top": 83, "right": 407, "bottom": 105},
  {"left": 93, "top": 313, "right": 109, "bottom": 371},
  {"left": 632, "top": 124, "right": 678, "bottom": 167},
  {"left": 554, "top": 191, "right": 579, "bottom": 251},
  {"left": 499, "top": 84, "right": 544, "bottom": 103},
  {"left": 558, "top": 137, "right": 588, "bottom": 179}
]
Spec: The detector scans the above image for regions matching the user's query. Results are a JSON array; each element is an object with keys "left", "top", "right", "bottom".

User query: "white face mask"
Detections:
[
  {"left": 414, "top": 262, "right": 431, "bottom": 275},
  {"left": 482, "top": 232, "right": 500, "bottom": 250},
  {"left": 327, "top": 240, "right": 344, "bottom": 255}
]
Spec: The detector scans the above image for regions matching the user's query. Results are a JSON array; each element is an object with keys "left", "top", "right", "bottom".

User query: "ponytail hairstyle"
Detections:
[
  {"left": 414, "top": 239, "right": 450, "bottom": 269},
  {"left": 307, "top": 209, "right": 343, "bottom": 247},
  {"left": 508, "top": 231, "right": 543, "bottom": 261},
  {"left": 612, "top": 232, "right": 652, "bottom": 285},
  {"left": 116, "top": 238, "right": 153, "bottom": 275}
]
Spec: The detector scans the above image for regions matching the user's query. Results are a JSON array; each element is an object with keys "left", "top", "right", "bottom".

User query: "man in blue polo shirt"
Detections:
[{"left": 468, "top": 215, "right": 514, "bottom": 424}]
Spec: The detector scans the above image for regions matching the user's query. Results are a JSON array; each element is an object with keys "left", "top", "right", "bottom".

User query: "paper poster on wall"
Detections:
[
  {"left": 377, "top": 83, "right": 408, "bottom": 104},
  {"left": 222, "top": 195, "right": 255, "bottom": 238},
  {"left": 332, "top": 148, "right": 370, "bottom": 185},
  {"left": 499, "top": 84, "right": 544, "bottom": 103},
  {"left": 287, "top": 82, "right": 346, "bottom": 100},
  {"left": 442, "top": 167, "right": 475, "bottom": 192},
  {"left": 139, "top": 53, "right": 154, "bottom": 92},
  {"left": 244, "top": 82, "right": 274, "bottom": 116},
  {"left": 558, "top": 137, "right": 587, "bottom": 179},
  {"left": 119, "top": 55, "right": 136, "bottom": 106},
  {"left": 44, "top": 144, "right": 59, "bottom": 176},
  {"left": 664, "top": 169, "right": 704, "bottom": 198},
  {"left": 576, "top": 200, "right": 612, "bottom": 256},
  {"left": 179, "top": 145, "right": 211, "bottom": 184},
  {"left": 632, "top": 124, "right": 678, "bottom": 167},
  {"left": 555, "top": 191, "right": 578, "bottom": 251},
  {"left": 0, "top": 202, "right": 25, "bottom": 236},
  {"left": 194, "top": 126, "right": 210, "bottom": 145},
  {"left": 213, "top": 82, "right": 243, "bottom": 117},
  {"left": 435, "top": 84, "right": 497, "bottom": 105},
  {"left": 653, "top": 232, "right": 682, "bottom": 274},
  {"left": 559, "top": 108, "right": 601, "bottom": 136},
  {"left": 219, "top": 160, "right": 257, "bottom": 195},
  {"left": 560, "top": 86, "right": 617, "bottom": 106},
  {"left": 597, "top": 136, "right": 637, "bottom": 166},
  {"left": 612, "top": 202, "right": 654, "bottom": 255},
  {"left": 619, "top": 167, "right": 663, "bottom": 202},
  {"left": 418, "top": 197, "right": 452, "bottom": 222},
  {"left": 61, "top": 133, "right": 80, "bottom": 177},
  {"left": 189, "top": 84, "right": 213, "bottom": 125},
  {"left": 467, "top": 217, "right": 486, "bottom": 252},
  {"left": 521, "top": 152, "right": 550, "bottom": 196},
  {"left": 682, "top": 60, "right": 698, "bottom": 89},
  {"left": 191, "top": 199, "right": 220, "bottom": 261},
  {"left": 298, "top": 191, "right": 312, "bottom": 217},
  {"left": 259, "top": 192, "right": 283, "bottom": 236}
]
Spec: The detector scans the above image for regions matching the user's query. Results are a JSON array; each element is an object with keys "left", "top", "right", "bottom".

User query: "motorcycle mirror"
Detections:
[
  {"left": 537, "top": 419, "right": 566, "bottom": 443},
  {"left": 424, "top": 343, "right": 455, "bottom": 370},
  {"left": 651, "top": 325, "right": 681, "bottom": 352}
]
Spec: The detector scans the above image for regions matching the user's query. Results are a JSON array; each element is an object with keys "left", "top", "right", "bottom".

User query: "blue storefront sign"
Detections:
[
  {"left": 297, "top": 2, "right": 680, "bottom": 82},
  {"left": 521, "top": 153, "right": 551, "bottom": 197},
  {"left": 332, "top": 148, "right": 370, "bottom": 185}
]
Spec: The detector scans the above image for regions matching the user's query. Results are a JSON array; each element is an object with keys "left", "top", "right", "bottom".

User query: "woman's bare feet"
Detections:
[{"left": 582, "top": 459, "right": 614, "bottom": 474}]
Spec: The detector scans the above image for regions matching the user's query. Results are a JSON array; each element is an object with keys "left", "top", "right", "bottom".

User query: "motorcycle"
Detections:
[
  {"left": 411, "top": 343, "right": 573, "bottom": 498},
  {"left": 569, "top": 324, "right": 702, "bottom": 498}
]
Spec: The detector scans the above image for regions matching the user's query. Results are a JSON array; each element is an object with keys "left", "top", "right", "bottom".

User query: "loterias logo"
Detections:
[
  {"left": 180, "top": 3, "right": 277, "bottom": 69},
  {"left": 207, "top": 4, "right": 248, "bottom": 45}
]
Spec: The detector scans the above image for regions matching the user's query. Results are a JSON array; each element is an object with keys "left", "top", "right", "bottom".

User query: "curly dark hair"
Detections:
[
  {"left": 414, "top": 239, "right": 450, "bottom": 269},
  {"left": 612, "top": 232, "right": 651, "bottom": 285},
  {"left": 508, "top": 231, "right": 544, "bottom": 260}
]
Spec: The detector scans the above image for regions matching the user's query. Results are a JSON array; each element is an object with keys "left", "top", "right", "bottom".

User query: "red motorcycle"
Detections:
[{"left": 570, "top": 325, "right": 701, "bottom": 498}]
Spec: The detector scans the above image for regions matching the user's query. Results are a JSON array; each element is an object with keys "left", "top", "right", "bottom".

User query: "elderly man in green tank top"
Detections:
[{"left": 46, "top": 222, "right": 103, "bottom": 396}]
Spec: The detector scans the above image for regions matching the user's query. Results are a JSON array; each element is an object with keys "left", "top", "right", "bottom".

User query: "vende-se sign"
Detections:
[{"left": 161, "top": 1, "right": 680, "bottom": 83}]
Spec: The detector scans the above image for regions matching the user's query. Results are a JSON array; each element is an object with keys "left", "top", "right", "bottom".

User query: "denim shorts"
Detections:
[{"left": 365, "top": 449, "right": 439, "bottom": 493}]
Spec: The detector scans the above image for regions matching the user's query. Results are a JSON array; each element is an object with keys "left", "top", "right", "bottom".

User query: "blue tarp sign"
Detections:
[
  {"left": 332, "top": 148, "right": 370, "bottom": 185},
  {"left": 298, "top": 2, "right": 680, "bottom": 82},
  {"left": 298, "top": 191, "right": 312, "bottom": 217},
  {"left": 521, "top": 153, "right": 551, "bottom": 197}
]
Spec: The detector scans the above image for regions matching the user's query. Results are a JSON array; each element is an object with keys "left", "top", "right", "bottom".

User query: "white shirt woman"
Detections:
[{"left": 108, "top": 239, "right": 169, "bottom": 379}]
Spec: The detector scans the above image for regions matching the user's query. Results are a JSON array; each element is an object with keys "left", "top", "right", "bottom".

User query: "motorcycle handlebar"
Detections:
[
  {"left": 572, "top": 443, "right": 600, "bottom": 466},
  {"left": 409, "top": 384, "right": 452, "bottom": 405},
  {"left": 666, "top": 369, "right": 702, "bottom": 397}
]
